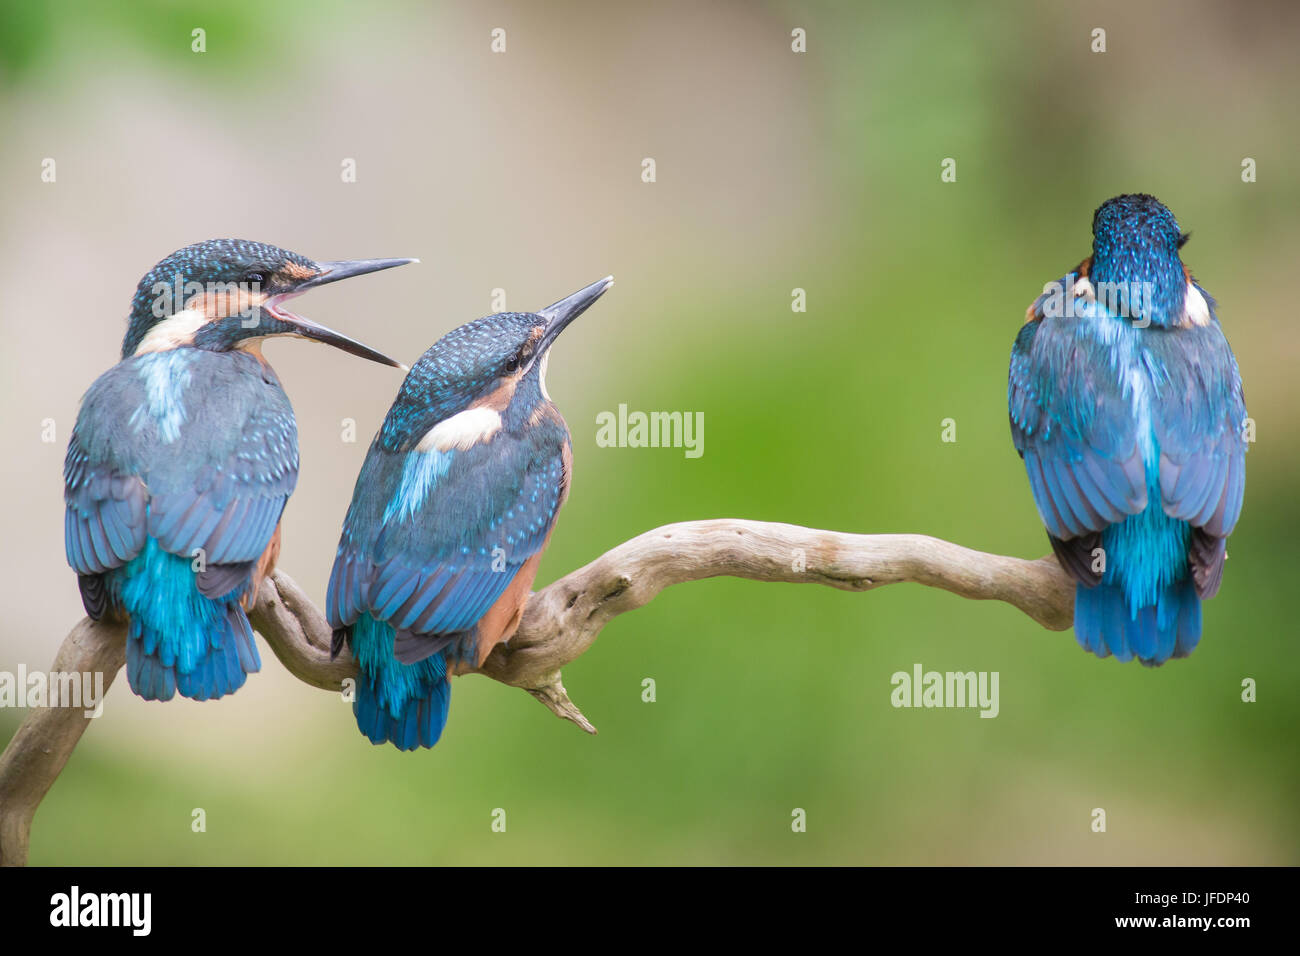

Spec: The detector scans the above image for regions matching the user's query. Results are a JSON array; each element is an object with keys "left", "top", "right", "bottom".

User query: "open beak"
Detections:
[
  {"left": 536, "top": 275, "right": 614, "bottom": 354},
  {"left": 296, "top": 258, "right": 418, "bottom": 291},
  {"left": 264, "top": 257, "right": 417, "bottom": 368}
]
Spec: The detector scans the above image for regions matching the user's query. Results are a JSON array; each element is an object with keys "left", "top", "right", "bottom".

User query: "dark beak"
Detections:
[
  {"left": 271, "top": 311, "right": 407, "bottom": 368},
  {"left": 264, "top": 256, "right": 417, "bottom": 368},
  {"left": 263, "top": 257, "right": 417, "bottom": 368},
  {"left": 536, "top": 275, "right": 614, "bottom": 353},
  {"left": 297, "top": 257, "right": 419, "bottom": 291}
]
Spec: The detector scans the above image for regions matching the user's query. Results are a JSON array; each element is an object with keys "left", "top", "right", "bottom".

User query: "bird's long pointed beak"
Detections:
[
  {"left": 271, "top": 310, "right": 406, "bottom": 368},
  {"left": 297, "top": 257, "right": 419, "bottom": 291},
  {"left": 536, "top": 275, "right": 614, "bottom": 353},
  {"left": 264, "top": 256, "right": 418, "bottom": 368}
]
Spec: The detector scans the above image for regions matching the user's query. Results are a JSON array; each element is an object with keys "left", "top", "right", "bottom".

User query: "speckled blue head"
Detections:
[
  {"left": 380, "top": 276, "right": 613, "bottom": 450},
  {"left": 122, "top": 238, "right": 413, "bottom": 366},
  {"left": 1089, "top": 194, "right": 1190, "bottom": 327}
]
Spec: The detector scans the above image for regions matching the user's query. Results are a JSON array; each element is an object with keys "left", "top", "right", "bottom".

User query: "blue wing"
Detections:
[
  {"left": 147, "top": 402, "right": 297, "bottom": 576},
  {"left": 327, "top": 420, "right": 569, "bottom": 661},
  {"left": 64, "top": 433, "right": 148, "bottom": 576},
  {"left": 1008, "top": 272, "right": 1148, "bottom": 581},
  {"left": 65, "top": 351, "right": 299, "bottom": 605},
  {"left": 1149, "top": 285, "right": 1246, "bottom": 597},
  {"left": 1151, "top": 287, "right": 1246, "bottom": 537}
]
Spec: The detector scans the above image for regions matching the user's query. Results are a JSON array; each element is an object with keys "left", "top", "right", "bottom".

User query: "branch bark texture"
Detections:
[{"left": 0, "top": 519, "right": 1073, "bottom": 865}]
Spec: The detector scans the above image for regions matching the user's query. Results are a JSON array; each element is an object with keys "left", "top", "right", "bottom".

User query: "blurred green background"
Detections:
[{"left": 1, "top": 0, "right": 1296, "bottom": 865}]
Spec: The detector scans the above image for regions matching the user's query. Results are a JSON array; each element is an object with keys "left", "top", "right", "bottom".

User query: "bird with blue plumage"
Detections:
[
  {"left": 327, "top": 276, "right": 614, "bottom": 750},
  {"left": 65, "top": 239, "right": 413, "bottom": 701},
  {"left": 1008, "top": 195, "right": 1246, "bottom": 665}
]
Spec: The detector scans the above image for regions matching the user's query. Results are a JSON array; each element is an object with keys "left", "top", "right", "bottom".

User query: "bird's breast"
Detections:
[{"left": 528, "top": 399, "right": 567, "bottom": 431}]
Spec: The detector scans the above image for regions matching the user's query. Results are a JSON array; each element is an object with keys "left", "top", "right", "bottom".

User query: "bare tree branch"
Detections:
[
  {"left": 0, "top": 519, "right": 1073, "bottom": 865},
  {"left": 0, "top": 617, "right": 125, "bottom": 867}
]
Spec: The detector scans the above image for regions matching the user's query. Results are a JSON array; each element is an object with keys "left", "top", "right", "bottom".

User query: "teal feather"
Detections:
[
  {"left": 118, "top": 537, "right": 260, "bottom": 700},
  {"left": 350, "top": 613, "right": 449, "bottom": 750}
]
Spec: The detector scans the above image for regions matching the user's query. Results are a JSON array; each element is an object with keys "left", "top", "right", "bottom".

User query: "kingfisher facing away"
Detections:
[
  {"left": 326, "top": 276, "right": 613, "bottom": 750},
  {"left": 1009, "top": 195, "right": 1246, "bottom": 665},
  {"left": 65, "top": 239, "right": 413, "bottom": 701}
]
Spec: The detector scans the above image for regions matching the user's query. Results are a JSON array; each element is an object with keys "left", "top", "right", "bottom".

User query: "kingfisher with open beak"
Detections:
[
  {"left": 326, "top": 276, "right": 613, "bottom": 749},
  {"left": 1009, "top": 195, "right": 1247, "bottom": 665},
  {"left": 64, "top": 239, "right": 413, "bottom": 701}
]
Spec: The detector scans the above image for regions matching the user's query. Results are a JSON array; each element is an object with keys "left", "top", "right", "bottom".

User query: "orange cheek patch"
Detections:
[
  {"left": 473, "top": 376, "right": 520, "bottom": 412},
  {"left": 184, "top": 287, "right": 267, "bottom": 321},
  {"left": 280, "top": 262, "right": 318, "bottom": 282}
]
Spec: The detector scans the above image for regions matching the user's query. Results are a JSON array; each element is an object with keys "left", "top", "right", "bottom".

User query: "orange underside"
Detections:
[
  {"left": 242, "top": 521, "right": 282, "bottom": 610},
  {"left": 470, "top": 548, "right": 545, "bottom": 668},
  {"left": 466, "top": 440, "right": 571, "bottom": 670}
]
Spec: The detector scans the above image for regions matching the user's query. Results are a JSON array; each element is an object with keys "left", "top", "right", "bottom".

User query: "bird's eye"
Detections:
[{"left": 505, "top": 343, "right": 533, "bottom": 374}]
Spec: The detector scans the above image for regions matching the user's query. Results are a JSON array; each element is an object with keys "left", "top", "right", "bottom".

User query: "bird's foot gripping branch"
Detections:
[{"left": 0, "top": 518, "right": 1074, "bottom": 865}]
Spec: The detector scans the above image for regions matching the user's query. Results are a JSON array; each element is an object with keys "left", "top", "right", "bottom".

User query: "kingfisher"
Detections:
[
  {"left": 326, "top": 276, "right": 613, "bottom": 750},
  {"left": 64, "top": 239, "right": 413, "bottom": 701},
  {"left": 1008, "top": 194, "right": 1247, "bottom": 665}
]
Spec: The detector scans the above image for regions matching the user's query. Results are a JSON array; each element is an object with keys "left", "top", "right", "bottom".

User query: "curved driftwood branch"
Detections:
[
  {"left": 0, "top": 519, "right": 1072, "bottom": 865},
  {"left": 0, "top": 617, "right": 126, "bottom": 868}
]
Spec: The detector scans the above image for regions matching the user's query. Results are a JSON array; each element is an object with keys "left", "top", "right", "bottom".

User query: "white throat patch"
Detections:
[
  {"left": 417, "top": 405, "right": 503, "bottom": 452},
  {"left": 1183, "top": 283, "right": 1211, "bottom": 327},
  {"left": 133, "top": 308, "right": 208, "bottom": 355},
  {"left": 538, "top": 351, "right": 551, "bottom": 402}
]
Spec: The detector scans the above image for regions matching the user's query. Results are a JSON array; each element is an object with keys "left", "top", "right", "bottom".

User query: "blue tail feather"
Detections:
[
  {"left": 351, "top": 613, "right": 451, "bottom": 750},
  {"left": 1072, "top": 483, "right": 1204, "bottom": 667},
  {"left": 1173, "top": 589, "right": 1203, "bottom": 659},
  {"left": 117, "top": 538, "right": 261, "bottom": 701},
  {"left": 1073, "top": 577, "right": 1200, "bottom": 667}
]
